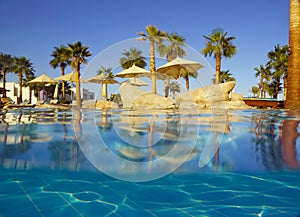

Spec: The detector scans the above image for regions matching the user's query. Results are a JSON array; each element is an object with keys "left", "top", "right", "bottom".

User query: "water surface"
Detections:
[{"left": 0, "top": 108, "right": 299, "bottom": 216}]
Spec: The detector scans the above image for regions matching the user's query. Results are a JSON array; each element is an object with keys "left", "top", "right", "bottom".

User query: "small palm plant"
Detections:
[
  {"left": 212, "top": 70, "right": 236, "bottom": 84},
  {"left": 97, "top": 66, "right": 114, "bottom": 100},
  {"left": 169, "top": 81, "right": 180, "bottom": 99},
  {"left": 250, "top": 86, "right": 259, "bottom": 98},
  {"left": 120, "top": 47, "right": 146, "bottom": 69}
]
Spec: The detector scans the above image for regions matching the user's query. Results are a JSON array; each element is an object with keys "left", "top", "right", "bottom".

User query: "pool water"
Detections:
[{"left": 0, "top": 108, "right": 299, "bottom": 216}]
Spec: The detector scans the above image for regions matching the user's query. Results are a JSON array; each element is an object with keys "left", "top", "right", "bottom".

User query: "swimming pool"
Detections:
[{"left": 0, "top": 108, "right": 299, "bottom": 216}]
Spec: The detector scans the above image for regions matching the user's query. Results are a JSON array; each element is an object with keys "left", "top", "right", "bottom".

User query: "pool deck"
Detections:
[
  {"left": 0, "top": 98, "right": 284, "bottom": 110},
  {"left": 243, "top": 98, "right": 284, "bottom": 109}
]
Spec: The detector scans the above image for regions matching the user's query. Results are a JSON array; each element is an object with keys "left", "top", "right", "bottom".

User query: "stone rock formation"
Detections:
[
  {"left": 119, "top": 81, "right": 249, "bottom": 110},
  {"left": 175, "top": 81, "right": 249, "bottom": 109},
  {"left": 119, "top": 83, "right": 175, "bottom": 109},
  {"left": 82, "top": 100, "right": 119, "bottom": 109}
]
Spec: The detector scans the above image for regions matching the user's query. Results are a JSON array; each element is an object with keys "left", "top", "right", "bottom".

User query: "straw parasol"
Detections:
[
  {"left": 87, "top": 73, "right": 119, "bottom": 84},
  {"left": 115, "top": 64, "right": 151, "bottom": 78},
  {"left": 123, "top": 78, "right": 148, "bottom": 86},
  {"left": 55, "top": 71, "right": 87, "bottom": 83},
  {"left": 87, "top": 73, "right": 119, "bottom": 100},
  {"left": 28, "top": 73, "right": 58, "bottom": 101},
  {"left": 55, "top": 71, "right": 88, "bottom": 101},
  {"left": 156, "top": 57, "right": 204, "bottom": 79},
  {"left": 28, "top": 73, "right": 58, "bottom": 85}
]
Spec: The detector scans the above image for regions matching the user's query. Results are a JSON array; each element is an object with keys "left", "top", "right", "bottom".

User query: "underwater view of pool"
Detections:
[{"left": 0, "top": 108, "right": 299, "bottom": 216}]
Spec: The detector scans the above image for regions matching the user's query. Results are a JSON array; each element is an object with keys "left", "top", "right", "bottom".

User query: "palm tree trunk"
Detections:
[
  {"left": 61, "top": 66, "right": 65, "bottom": 100},
  {"left": 29, "top": 87, "right": 32, "bottom": 104},
  {"left": 283, "top": 75, "right": 287, "bottom": 107},
  {"left": 164, "top": 53, "right": 175, "bottom": 97},
  {"left": 185, "top": 76, "right": 190, "bottom": 91},
  {"left": 164, "top": 79, "right": 170, "bottom": 97},
  {"left": 2, "top": 69, "right": 6, "bottom": 98},
  {"left": 274, "top": 77, "right": 280, "bottom": 99},
  {"left": 286, "top": 0, "right": 300, "bottom": 109},
  {"left": 150, "top": 40, "right": 156, "bottom": 94},
  {"left": 18, "top": 72, "right": 22, "bottom": 104},
  {"left": 215, "top": 54, "right": 221, "bottom": 84},
  {"left": 75, "top": 64, "right": 82, "bottom": 107},
  {"left": 259, "top": 76, "right": 263, "bottom": 98}
]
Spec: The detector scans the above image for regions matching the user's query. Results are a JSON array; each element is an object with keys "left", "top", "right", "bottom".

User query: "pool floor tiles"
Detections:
[
  {"left": 1, "top": 169, "right": 300, "bottom": 216},
  {"left": 0, "top": 169, "right": 136, "bottom": 217}
]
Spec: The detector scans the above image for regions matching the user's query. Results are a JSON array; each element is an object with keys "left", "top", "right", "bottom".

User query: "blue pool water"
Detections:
[{"left": 0, "top": 108, "right": 300, "bottom": 216}]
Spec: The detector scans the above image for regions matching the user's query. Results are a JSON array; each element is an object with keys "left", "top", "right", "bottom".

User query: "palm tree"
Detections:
[
  {"left": 158, "top": 33, "right": 186, "bottom": 62},
  {"left": 212, "top": 70, "right": 235, "bottom": 84},
  {"left": 49, "top": 45, "right": 70, "bottom": 100},
  {"left": 13, "top": 56, "right": 34, "bottom": 104},
  {"left": 120, "top": 47, "right": 146, "bottom": 69},
  {"left": 250, "top": 86, "right": 259, "bottom": 97},
  {"left": 202, "top": 28, "right": 237, "bottom": 84},
  {"left": 97, "top": 66, "right": 114, "bottom": 100},
  {"left": 97, "top": 66, "right": 113, "bottom": 77},
  {"left": 137, "top": 25, "right": 166, "bottom": 94},
  {"left": 0, "top": 53, "right": 14, "bottom": 98},
  {"left": 23, "top": 73, "right": 36, "bottom": 104},
  {"left": 268, "top": 80, "right": 282, "bottom": 99},
  {"left": 262, "top": 81, "right": 270, "bottom": 98},
  {"left": 169, "top": 81, "right": 180, "bottom": 99},
  {"left": 158, "top": 32, "right": 186, "bottom": 96},
  {"left": 67, "top": 41, "right": 92, "bottom": 107},
  {"left": 254, "top": 64, "right": 271, "bottom": 98},
  {"left": 267, "top": 44, "right": 289, "bottom": 99},
  {"left": 180, "top": 69, "right": 198, "bottom": 92},
  {"left": 286, "top": 0, "right": 300, "bottom": 109}
]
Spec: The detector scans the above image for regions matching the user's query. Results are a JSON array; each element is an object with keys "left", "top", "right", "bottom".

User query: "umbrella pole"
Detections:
[
  {"left": 106, "top": 85, "right": 108, "bottom": 101},
  {"left": 37, "top": 88, "right": 40, "bottom": 101}
]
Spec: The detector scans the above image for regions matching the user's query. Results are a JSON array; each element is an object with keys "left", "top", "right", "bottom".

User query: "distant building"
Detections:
[
  {"left": 0, "top": 82, "right": 37, "bottom": 104},
  {"left": 71, "top": 87, "right": 95, "bottom": 101},
  {"left": 1, "top": 82, "right": 95, "bottom": 104}
]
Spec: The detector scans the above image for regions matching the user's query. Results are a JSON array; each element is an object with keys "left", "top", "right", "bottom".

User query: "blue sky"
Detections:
[{"left": 0, "top": 0, "right": 289, "bottom": 97}]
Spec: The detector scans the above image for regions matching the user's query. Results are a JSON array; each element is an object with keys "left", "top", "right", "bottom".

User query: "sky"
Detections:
[{"left": 0, "top": 0, "right": 289, "bottom": 98}]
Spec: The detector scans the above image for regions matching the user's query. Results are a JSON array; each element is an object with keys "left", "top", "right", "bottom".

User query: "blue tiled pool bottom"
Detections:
[{"left": 1, "top": 168, "right": 299, "bottom": 217}]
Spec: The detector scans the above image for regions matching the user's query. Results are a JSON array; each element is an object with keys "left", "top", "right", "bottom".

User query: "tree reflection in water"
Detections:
[
  {"left": 280, "top": 109, "right": 300, "bottom": 169},
  {"left": 0, "top": 110, "right": 32, "bottom": 167},
  {"left": 0, "top": 108, "right": 299, "bottom": 173},
  {"left": 251, "top": 110, "right": 300, "bottom": 170},
  {"left": 251, "top": 111, "right": 282, "bottom": 170}
]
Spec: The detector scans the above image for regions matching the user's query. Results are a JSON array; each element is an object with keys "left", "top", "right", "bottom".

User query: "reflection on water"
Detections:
[
  {"left": 280, "top": 110, "right": 300, "bottom": 169},
  {"left": 0, "top": 108, "right": 299, "bottom": 174}
]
